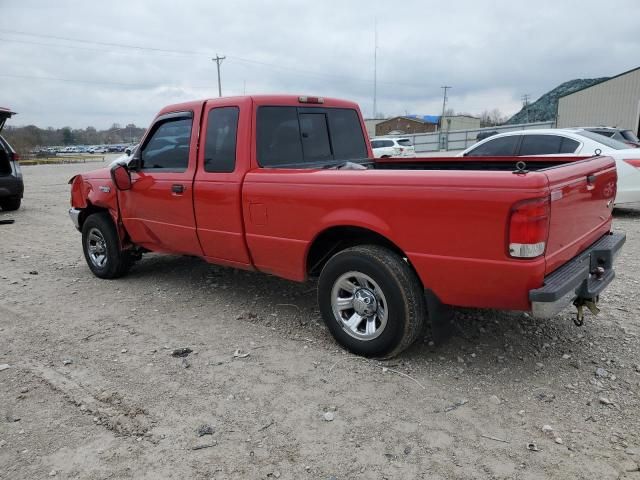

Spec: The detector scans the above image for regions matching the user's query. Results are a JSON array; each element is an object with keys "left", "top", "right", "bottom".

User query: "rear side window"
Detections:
[
  {"left": 466, "top": 135, "right": 519, "bottom": 156},
  {"left": 141, "top": 117, "right": 192, "bottom": 171},
  {"left": 257, "top": 107, "right": 303, "bottom": 167},
  {"left": 519, "top": 135, "right": 563, "bottom": 155},
  {"left": 204, "top": 107, "right": 239, "bottom": 173},
  {"left": 559, "top": 137, "right": 580, "bottom": 153},
  {"left": 257, "top": 106, "right": 367, "bottom": 167}
]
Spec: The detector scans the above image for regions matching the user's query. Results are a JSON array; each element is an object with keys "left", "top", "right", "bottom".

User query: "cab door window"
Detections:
[{"left": 141, "top": 117, "right": 193, "bottom": 171}]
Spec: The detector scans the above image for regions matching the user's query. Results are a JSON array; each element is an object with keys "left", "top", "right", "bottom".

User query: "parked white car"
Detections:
[
  {"left": 370, "top": 137, "right": 416, "bottom": 158},
  {"left": 459, "top": 128, "right": 640, "bottom": 205}
]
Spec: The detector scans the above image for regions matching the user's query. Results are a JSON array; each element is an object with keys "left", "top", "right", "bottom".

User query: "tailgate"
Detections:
[{"left": 544, "top": 156, "right": 617, "bottom": 275}]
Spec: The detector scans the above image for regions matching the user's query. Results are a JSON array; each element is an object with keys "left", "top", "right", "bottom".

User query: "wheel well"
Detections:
[
  {"left": 307, "top": 226, "right": 410, "bottom": 277},
  {"left": 78, "top": 203, "right": 109, "bottom": 229}
]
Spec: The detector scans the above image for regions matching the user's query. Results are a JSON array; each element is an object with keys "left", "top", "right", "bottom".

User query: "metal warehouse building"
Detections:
[{"left": 557, "top": 66, "right": 640, "bottom": 135}]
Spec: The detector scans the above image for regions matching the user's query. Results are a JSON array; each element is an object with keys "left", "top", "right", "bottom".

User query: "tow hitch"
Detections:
[{"left": 573, "top": 297, "right": 600, "bottom": 326}]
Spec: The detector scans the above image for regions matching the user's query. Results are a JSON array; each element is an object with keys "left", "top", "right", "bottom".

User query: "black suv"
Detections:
[{"left": 0, "top": 108, "right": 23, "bottom": 211}]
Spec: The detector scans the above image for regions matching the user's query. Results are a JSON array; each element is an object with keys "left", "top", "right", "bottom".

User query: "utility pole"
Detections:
[
  {"left": 439, "top": 86, "right": 451, "bottom": 149},
  {"left": 373, "top": 18, "right": 378, "bottom": 118},
  {"left": 440, "top": 86, "right": 451, "bottom": 124},
  {"left": 521, "top": 94, "right": 530, "bottom": 123},
  {"left": 212, "top": 54, "right": 226, "bottom": 97}
]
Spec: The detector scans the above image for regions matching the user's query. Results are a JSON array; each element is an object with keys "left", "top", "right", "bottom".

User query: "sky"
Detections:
[{"left": 0, "top": 0, "right": 638, "bottom": 129}]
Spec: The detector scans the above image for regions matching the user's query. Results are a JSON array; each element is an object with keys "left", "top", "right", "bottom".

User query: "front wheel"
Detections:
[
  {"left": 81, "top": 212, "right": 132, "bottom": 279},
  {"left": 318, "top": 245, "right": 426, "bottom": 358}
]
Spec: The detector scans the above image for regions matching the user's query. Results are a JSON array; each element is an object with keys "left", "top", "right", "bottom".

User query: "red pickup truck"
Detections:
[{"left": 69, "top": 95, "right": 625, "bottom": 357}]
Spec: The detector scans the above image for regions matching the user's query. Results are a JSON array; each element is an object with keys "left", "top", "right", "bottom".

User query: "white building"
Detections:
[{"left": 557, "top": 66, "right": 640, "bottom": 134}]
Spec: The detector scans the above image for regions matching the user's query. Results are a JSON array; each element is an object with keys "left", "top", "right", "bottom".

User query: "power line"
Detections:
[
  {"left": 0, "top": 73, "right": 213, "bottom": 90},
  {"left": 0, "top": 36, "right": 200, "bottom": 59},
  {"left": 0, "top": 29, "right": 428, "bottom": 89},
  {"left": 0, "top": 28, "right": 205, "bottom": 56}
]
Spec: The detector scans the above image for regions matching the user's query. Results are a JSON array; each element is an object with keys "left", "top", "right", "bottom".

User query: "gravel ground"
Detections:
[{"left": 1, "top": 162, "right": 639, "bottom": 480}]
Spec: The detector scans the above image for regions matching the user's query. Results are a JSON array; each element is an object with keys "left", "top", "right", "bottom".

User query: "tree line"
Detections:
[{"left": 2, "top": 123, "right": 146, "bottom": 154}]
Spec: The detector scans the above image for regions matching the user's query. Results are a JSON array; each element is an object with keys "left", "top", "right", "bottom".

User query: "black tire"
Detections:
[
  {"left": 318, "top": 245, "right": 426, "bottom": 358},
  {"left": 0, "top": 197, "right": 21, "bottom": 211},
  {"left": 81, "top": 212, "right": 132, "bottom": 279}
]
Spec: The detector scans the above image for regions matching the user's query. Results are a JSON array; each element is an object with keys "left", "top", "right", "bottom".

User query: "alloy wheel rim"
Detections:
[
  {"left": 330, "top": 271, "right": 388, "bottom": 341},
  {"left": 86, "top": 227, "right": 108, "bottom": 268}
]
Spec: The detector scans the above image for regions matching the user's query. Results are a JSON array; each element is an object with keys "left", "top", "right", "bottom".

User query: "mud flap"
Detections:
[{"left": 425, "top": 290, "right": 456, "bottom": 344}]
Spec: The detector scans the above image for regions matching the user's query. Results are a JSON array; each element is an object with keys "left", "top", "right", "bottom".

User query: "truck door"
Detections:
[
  {"left": 192, "top": 101, "right": 253, "bottom": 267},
  {"left": 118, "top": 111, "right": 202, "bottom": 255}
]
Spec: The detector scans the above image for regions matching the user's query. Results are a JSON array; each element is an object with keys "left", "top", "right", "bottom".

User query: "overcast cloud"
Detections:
[{"left": 1, "top": 0, "right": 638, "bottom": 129}]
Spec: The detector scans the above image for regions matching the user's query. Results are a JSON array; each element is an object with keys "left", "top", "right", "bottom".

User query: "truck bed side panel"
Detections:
[{"left": 242, "top": 169, "right": 550, "bottom": 310}]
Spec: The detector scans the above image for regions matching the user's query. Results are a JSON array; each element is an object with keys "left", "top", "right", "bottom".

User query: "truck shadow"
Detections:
[{"left": 122, "top": 253, "right": 625, "bottom": 385}]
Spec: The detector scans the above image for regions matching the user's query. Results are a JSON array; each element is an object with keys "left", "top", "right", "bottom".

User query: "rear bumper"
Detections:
[
  {"left": 529, "top": 232, "right": 626, "bottom": 317},
  {"left": 0, "top": 176, "right": 23, "bottom": 198}
]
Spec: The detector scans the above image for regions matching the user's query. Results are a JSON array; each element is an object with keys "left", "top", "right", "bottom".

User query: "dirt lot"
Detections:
[{"left": 1, "top": 162, "right": 639, "bottom": 480}]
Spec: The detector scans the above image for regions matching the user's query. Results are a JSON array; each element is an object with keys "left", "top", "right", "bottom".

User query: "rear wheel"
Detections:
[
  {"left": 318, "top": 245, "right": 425, "bottom": 358},
  {"left": 81, "top": 213, "right": 132, "bottom": 279},
  {"left": 0, "top": 197, "right": 21, "bottom": 211}
]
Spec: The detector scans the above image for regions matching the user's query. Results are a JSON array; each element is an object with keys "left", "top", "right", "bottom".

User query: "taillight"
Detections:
[
  {"left": 508, "top": 197, "right": 550, "bottom": 258},
  {"left": 624, "top": 159, "right": 640, "bottom": 168},
  {"left": 12, "top": 153, "right": 20, "bottom": 162}
]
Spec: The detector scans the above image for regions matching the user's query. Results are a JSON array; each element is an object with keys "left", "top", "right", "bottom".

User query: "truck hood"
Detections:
[{"left": 0, "top": 107, "right": 16, "bottom": 133}]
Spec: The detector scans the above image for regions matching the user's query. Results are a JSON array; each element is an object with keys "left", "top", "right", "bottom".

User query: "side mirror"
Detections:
[
  {"left": 125, "top": 148, "right": 132, "bottom": 156},
  {"left": 110, "top": 164, "right": 132, "bottom": 191}
]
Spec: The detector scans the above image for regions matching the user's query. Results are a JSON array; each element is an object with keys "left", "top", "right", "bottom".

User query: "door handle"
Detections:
[
  {"left": 171, "top": 184, "right": 185, "bottom": 194},
  {"left": 587, "top": 174, "right": 597, "bottom": 184}
]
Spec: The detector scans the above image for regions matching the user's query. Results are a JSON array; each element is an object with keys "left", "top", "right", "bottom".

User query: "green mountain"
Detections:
[{"left": 506, "top": 77, "right": 609, "bottom": 125}]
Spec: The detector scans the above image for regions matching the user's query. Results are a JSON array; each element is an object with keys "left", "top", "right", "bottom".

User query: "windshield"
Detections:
[{"left": 576, "top": 130, "right": 630, "bottom": 150}]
